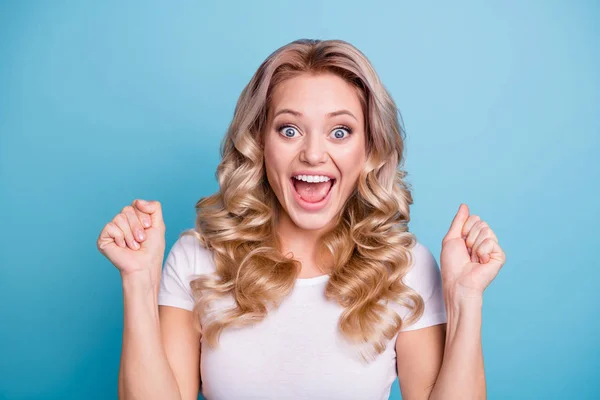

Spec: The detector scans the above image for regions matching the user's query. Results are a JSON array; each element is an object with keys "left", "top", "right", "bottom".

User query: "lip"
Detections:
[{"left": 289, "top": 177, "right": 336, "bottom": 212}]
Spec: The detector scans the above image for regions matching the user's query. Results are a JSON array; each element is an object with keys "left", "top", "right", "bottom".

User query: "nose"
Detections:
[{"left": 300, "top": 132, "right": 328, "bottom": 165}]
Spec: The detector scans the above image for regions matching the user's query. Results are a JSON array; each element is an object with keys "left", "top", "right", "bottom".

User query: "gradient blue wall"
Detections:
[{"left": 1, "top": 1, "right": 598, "bottom": 399}]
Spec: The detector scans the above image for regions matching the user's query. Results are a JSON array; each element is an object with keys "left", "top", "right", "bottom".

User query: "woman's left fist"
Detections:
[{"left": 440, "top": 203, "right": 506, "bottom": 297}]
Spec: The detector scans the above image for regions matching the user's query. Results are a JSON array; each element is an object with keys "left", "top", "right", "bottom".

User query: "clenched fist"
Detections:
[{"left": 97, "top": 199, "right": 166, "bottom": 285}]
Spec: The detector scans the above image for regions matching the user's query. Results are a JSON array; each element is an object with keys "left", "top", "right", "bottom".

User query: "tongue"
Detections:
[{"left": 294, "top": 179, "right": 332, "bottom": 203}]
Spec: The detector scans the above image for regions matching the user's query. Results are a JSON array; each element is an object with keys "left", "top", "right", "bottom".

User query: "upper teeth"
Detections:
[{"left": 293, "top": 175, "right": 331, "bottom": 183}]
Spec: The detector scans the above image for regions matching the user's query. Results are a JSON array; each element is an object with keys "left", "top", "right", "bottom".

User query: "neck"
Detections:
[{"left": 275, "top": 207, "right": 332, "bottom": 276}]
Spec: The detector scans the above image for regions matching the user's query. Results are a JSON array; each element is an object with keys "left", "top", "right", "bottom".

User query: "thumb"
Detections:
[
  {"left": 443, "top": 203, "right": 469, "bottom": 243},
  {"left": 136, "top": 199, "right": 165, "bottom": 228}
]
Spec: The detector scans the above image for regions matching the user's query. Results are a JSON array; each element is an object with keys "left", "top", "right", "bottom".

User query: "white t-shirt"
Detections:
[{"left": 158, "top": 231, "right": 447, "bottom": 400}]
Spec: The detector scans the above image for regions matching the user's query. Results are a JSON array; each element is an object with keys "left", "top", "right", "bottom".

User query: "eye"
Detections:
[
  {"left": 277, "top": 124, "right": 300, "bottom": 138},
  {"left": 330, "top": 126, "right": 353, "bottom": 140}
]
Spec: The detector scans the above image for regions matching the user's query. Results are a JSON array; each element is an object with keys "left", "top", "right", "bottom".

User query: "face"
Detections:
[{"left": 263, "top": 72, "right": 367, "bottom": 233}]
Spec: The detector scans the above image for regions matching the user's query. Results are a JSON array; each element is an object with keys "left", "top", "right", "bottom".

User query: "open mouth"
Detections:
[{"left": 290, "top": 176, "right": 337, "bottom": 204}]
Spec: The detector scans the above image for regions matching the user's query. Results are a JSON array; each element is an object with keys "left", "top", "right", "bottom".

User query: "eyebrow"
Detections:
[{"left": 273, "top": 108, "right": 358, "bottom": 122}]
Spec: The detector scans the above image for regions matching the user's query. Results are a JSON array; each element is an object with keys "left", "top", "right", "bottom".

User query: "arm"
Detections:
[
  {"left": 158, "top": 305, "right": 202, "bottom": 400},
  {"left": 118, "top": 270, "right": 183, "bottom": 400},
  {"left": 395, "top": 323, "right": 446, "bottom": 399},
  {"left": 397, "top": 204, "right": 505, "bottom": 399},
  {"left": 395, "top": 240, "right": 448, "bottom": 399},
  {"left": 425, "top": 203, "right": 505, "bottom": 399},
  {"left": 395, "top": 295, "right": 485, "bottom": 400},
  {"left": 428, "top": 293, "right": 485, "bottom": 400},
  {"left": 119, "top": 269, "right": 201, "bottom": 400},
  {"left": 99, "top": 200, "right": 201, "bottom": 399}
]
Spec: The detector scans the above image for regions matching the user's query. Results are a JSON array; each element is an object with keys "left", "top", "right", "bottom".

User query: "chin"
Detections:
[{"left": 288, "top": 211, "right": 336, "bottom": 231}]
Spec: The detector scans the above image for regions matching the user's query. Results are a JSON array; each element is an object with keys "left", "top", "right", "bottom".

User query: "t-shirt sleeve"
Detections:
[
  {"left": 399, "top": 241, "right": 447, "bottom": 332},
  {"left": 157, "top": 232, "right": 201, "bottom": 311}
]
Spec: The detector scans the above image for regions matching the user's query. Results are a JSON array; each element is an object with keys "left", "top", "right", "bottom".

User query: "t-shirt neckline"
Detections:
[{"left": 295, "top": 274, "right": 330, "bottom": 286}]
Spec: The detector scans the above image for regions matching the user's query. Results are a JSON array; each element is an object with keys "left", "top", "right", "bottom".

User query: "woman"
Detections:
[{"left": 97, "top": 39, "right": 506, "bottom": 400}]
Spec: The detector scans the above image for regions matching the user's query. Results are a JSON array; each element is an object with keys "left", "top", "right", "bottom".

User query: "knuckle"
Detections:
[
  {"left": 116, "top": 217, "right": 132, "bottom": 235},
  {"left": 130, "top": 215, "right": 141, "bottom": 226},
  {"left": 109, "top": 223, "right": 123, "bottom": 237},
  {"left": 136, "top": 209, "right": 149, "bottom": 220}
]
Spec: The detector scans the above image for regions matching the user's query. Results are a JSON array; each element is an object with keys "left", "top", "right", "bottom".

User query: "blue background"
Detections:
[{"left": 1, "top": 1, "right": 598, "bottom": 399}]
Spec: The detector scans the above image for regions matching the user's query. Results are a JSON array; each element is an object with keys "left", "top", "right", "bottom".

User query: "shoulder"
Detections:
[
  {"left": 405, "top": 240, "right": 438, "bottom": 275},
  {"left": 396, "top": 239, "right": 447, "bottom": 331},
  {"left": 402, "top": 240, "right": 442, "bottom": 300},
  {"left": 167, "top": 228, "right": 216, "bottom": 276},
  {"left": 159, "top": 228, "right": 216, "bottom": 311}
]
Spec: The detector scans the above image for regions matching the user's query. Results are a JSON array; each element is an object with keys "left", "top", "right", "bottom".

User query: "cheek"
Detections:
[
  {"left": 263, "top": 140, "right": 289, "bottom": 188},
  {"left": 263, "top": 138, "right": 279, "bottom": 171},
  {"left": 339, "top": 142, "right": 366, "bottom": 177}
]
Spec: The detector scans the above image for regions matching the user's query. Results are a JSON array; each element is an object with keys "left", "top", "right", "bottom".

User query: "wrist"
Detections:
[
  {"left": 121, "top": 269, "right": 158, "bottom": 294},
  {"left": 443, "top": 283, "right": 483, "bottom": 311},
  {"left": 443, "top": 285, "right": 483, "bottom": 341},
  {"left": 120, "top": 269, "right": 161, "bottom": 326}
]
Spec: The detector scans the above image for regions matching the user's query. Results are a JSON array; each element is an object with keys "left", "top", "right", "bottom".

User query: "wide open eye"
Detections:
[
  {"left": 278, "top": 125, "right": 300, "bottom": 138},
  {"left": 330, "top": 126, "right": 353, "bottom": 140}
]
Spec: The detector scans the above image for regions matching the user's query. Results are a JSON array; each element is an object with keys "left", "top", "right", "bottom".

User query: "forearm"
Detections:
[
  {"left": 429, "top": 291, "right": 486, "bottom": 400},
  {"left": 119, "top": 270, "right": 182, "bottom": 400}
]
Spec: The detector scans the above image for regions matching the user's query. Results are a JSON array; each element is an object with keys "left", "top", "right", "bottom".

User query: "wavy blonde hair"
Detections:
[{"left": 184, "top": 38, "right": 424, "bottom": 363}]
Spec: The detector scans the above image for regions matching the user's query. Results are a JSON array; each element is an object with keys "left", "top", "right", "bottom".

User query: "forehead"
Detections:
[{"left": 269, "top": 72, "right": 363, "bottom": 121}]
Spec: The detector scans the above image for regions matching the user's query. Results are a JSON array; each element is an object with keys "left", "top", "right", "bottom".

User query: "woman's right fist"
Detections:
[{"left": 97, "top": 199, "right": 166, "bottom": 283}]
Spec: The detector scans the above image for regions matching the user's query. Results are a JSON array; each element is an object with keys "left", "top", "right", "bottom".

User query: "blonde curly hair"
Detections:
[{"left": 183, "top": 38, "right": 424, "bottom": 363}]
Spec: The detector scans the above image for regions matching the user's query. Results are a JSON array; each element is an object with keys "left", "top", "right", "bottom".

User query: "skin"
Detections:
[
  {"left": 262, "top": 71, "right": 366, "bottom": 277},
  {"left": 99, "top": 74, "right": 506, "bottom": 399}
]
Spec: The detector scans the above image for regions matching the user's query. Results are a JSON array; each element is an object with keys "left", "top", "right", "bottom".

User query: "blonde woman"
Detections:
[{"left": 97, "top": 39, "right": 506, "bottom": 400}]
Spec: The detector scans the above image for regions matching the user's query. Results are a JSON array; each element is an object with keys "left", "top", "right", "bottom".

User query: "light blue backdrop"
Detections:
[{"left": 1, "top": 1, "right": 598, "bottom": 399}]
